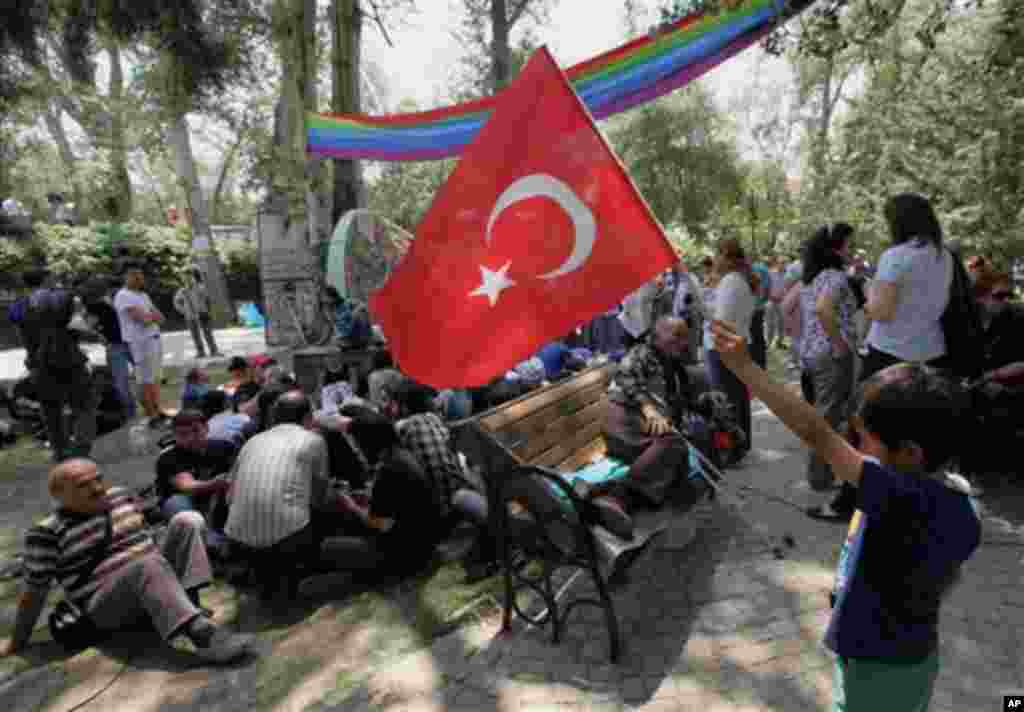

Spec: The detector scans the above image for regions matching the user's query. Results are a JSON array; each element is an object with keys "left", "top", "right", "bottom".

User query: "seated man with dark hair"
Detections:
[
  {"left": 155, "top": 410, "right": 237, "bottom": 551},
  {"left": 322, "top": 408, "right": 445, "bottom": 580},
  {"left": 1, "top": 459, "right": 251, "bottom": 663},
  {"left": 222, "top": 356, "right": 255, "bottom": 404},
  {"left": 380, "top": 378, "right": 466, "bottom": 517},
  {"left": 224, "top": 390, "right": 331, "bottom": 600}
]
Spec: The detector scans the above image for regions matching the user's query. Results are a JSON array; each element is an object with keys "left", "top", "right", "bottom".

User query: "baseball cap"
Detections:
[{"left": 248, "top": 354, "right": 277, "bottom": 369}]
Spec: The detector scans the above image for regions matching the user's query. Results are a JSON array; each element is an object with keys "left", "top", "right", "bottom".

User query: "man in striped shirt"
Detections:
[{"left": 0, "top": 459, "right": 252, "bottom": 663}]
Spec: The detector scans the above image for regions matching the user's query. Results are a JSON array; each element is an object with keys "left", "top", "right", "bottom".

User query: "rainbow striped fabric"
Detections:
[{"left": 307, "top": 0, "right": 810, "bottom": 162}]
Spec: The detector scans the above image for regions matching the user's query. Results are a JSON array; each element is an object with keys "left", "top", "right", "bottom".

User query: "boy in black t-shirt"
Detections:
[{"left": 710, "top": 320, "right": 980, "bottom": 711}]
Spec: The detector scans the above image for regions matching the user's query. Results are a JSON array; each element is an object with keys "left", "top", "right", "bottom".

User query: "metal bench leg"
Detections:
[{"left": 587, "top": 557, "right": 622, "bottom": 663}]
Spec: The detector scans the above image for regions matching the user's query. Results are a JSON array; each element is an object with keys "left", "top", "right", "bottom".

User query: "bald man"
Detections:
[
  {"left": 1, "top": 459, "right": 251, "bottom": 663},
  {"left": 592, "top": 316, "right": 708, "bottom": 539}
]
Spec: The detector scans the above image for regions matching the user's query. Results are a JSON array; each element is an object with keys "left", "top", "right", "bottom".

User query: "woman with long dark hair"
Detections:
[
  {"left": 703, "top": 238, "right": 758, "bottom": 456},
  {"left": 820, "top": 194, "right": 954, "bottom": 521},
  {"left": 797, "top": 223, "right": 858, "bottom": 519},
  {"left": 862, "top": 193, "right": 953, "bottom": 378}
]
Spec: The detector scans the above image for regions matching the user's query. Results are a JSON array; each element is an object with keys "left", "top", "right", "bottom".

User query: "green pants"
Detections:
[{"left": 832, "top": 651, "right": 939, "bottom": 712}]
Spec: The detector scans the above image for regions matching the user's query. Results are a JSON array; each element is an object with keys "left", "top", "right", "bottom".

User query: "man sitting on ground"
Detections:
[
  {"left": 224, "top": 390, "right": 330, "bottom": 600},
  {"left": 324, "top": 409, "right": 445, "bottom": 580},
  {"left": 381, "top": 378, "right": 466, "bottom": 519},
  {"left": 201, "top": 390, "right": 256, "bottom": 447},
  {"left": 231, "top": 354, "right": 279, "bottom": 414},
  {"left": 222, "top": 356, "right": 254, "bottom": 404},
  {"left": 238, "top": 363, "right": 296, "bottom": 422},
  {"left": 154, "top": 411, "right": 237, "bottom": 552},
  {"left": 590, "top": 315, "right": 706, "bottom": 539},
  {"left": 1, "top": 459, "right": 251, "bottom": 663}
]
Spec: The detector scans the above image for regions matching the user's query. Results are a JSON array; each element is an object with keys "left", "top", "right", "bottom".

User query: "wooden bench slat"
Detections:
[
  {"left": 531, "top": 417, "right": 606, "bottom": 470},
  {"left": 518, "top": 397, "right": 608, "bottom": 463},
  {"left": 490, "top": 381, "right": 606, "bottom": 457},
  {"left": 477, "top": 365, "right": 614, "bottom": 432}
]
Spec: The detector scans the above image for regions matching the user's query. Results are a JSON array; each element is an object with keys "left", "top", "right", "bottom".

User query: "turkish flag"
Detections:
[{"left": 369, "top": 47, "right": 677, "bottom": 388}]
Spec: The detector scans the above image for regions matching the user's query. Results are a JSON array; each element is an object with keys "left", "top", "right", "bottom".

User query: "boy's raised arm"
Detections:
[{"left": 709, "top": 320, "right": 864, "bottom": 486}]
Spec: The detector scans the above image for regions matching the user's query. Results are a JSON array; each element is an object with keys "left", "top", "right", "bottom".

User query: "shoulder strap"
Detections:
[{"left": 69, "top": 511, "right": 113, "bottom": 591}]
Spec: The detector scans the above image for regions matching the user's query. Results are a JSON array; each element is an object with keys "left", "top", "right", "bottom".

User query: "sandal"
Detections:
[{"left": 806, "top": 504, "right": 853, "bottom": 522}]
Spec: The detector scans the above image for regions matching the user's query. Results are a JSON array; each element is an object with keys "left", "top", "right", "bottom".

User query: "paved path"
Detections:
[
  {"left": 324, "top": 405, "right": 1024, "bottom": 712},
  {"left": 0, "top": 327, "right": 270, "bottom": 383},
  {"left": 1, "top": 400, "right": 1022, "bottom": 710}
]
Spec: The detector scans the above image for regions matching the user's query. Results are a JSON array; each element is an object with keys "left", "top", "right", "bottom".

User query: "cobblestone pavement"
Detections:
[
  {"left": 326, "top": 405, "right": 1024, "bottom": 712},
  {"left": 1, "top": 399, "right": 1021, "bottom": 711}
]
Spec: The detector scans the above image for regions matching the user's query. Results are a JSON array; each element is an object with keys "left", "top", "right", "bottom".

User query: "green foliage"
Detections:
[
  {"left": 367, "top": 159, "right": 457, "bottom": 232},
  {"left": 217, "top": 237, "right": 260, "bottom": 295},
  {"left": 797, "top": 0, "right": 1024, "bottom": 264},
  {"left": 31, "top": 222, "right": 193, "bottom": 286},
  {"left": 0, "top": 221, "right": 258, "bottom": 295},
  {"left": 609, "top": 87, "right": 745, "bottom": 244},
  {"left": 0, "top": 239, "right": 38, "bottom": 280}
]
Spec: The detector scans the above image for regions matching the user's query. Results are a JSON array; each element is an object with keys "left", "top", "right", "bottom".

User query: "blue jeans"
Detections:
[
  {"left": 161, "top": 494, "right": 227, "bottom": 551},
  {"left": 107, "top": 343, "right": 136, "bottom": 419}
]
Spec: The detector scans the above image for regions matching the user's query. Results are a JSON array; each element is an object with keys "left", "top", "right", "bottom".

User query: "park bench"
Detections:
[{"left": 451, "top": 362, "right": 714, "bottom": 662}]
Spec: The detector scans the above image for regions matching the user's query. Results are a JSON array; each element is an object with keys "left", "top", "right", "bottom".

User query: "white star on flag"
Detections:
[{"left": 469, "top": 262, "right": 516, "bottom": 307}]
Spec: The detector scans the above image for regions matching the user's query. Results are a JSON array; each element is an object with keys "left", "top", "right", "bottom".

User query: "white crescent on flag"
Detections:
[{"left": 484, "top": 174, "right": 597, "bottom": 280}]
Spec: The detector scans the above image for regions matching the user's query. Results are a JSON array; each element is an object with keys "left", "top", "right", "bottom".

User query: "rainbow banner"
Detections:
[{"left": 307, "top": 0, "right": 811, "bottom": 162}]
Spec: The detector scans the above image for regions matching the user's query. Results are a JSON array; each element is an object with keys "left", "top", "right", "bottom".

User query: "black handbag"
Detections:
[
  {"left": 48, "top": 511, "right": 113, "bottom": 650},
  {"left": 939, "top": 248, "right": 984, "bottom": 381}
]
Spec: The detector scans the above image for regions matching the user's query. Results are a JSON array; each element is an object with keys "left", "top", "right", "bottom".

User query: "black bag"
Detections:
[
  {"left": 939, "top": 248, "right": 984, "bottom": 381},
  {"left": 48, "top": 511, "right": 112, "bottom": 650}
]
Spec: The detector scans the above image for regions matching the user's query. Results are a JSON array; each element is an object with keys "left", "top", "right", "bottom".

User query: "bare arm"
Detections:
[
  {"left": 815, "top": 291, "right": 848, "bottom": 354},
  {"left": 781, "top": 281, "right": 802, "bottom": 318},
  {"left": 171, "top": 471, "right": 230, "bottom": 497},
  {"left": 710, "top": 320, "right": 864, "bottom": 485},
  {"left": 1, "top": 589, "right": 48, "bottom": 656},
  {"left": 864, "top": 280, "right": 898, "bottom": 322},
  {"left": 339, "top": 495, "right": 394, "bottom": 532}
]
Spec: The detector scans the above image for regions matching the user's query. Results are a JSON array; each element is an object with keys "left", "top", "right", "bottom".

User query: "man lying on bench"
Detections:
[{"left": 584, "top": 315, "right": 711, "bottom": 539}]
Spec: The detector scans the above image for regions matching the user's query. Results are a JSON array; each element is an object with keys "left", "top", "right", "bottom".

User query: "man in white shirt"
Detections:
[
  {"left": 114, "top": 264, "right": 168, "bottom": 426},
  {"left": 224, "top": 391, "right": 330, "bottom": 600}
]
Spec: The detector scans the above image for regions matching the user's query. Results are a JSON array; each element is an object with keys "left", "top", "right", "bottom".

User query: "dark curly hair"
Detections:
[{"left": 802, "top": 222, "right": 854, "bottom": 285}]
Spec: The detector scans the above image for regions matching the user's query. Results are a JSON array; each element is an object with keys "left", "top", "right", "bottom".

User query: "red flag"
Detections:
[{"left": 369, "top": 47, "right": 677, "bottom": 388}]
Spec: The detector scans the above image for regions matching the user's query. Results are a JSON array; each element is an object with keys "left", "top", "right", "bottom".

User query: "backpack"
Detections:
[{"left": 939, "top": 249, "right": 984, "bottom": 381}]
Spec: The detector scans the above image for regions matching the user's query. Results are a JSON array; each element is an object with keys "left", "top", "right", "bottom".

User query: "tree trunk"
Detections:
[
  {"left": 210, "top": 136, "right": 242, "bottom": 223},
  {"left": 490, "top": 0, "right": 512, "bottom": 93},
  {"left": 260, "top": 0, "right": 323, "bottom": 346},
  {"left": 42, "top": 107, "right": 82, "bottom": 212},
  {"left": 331, "top": 0, "right": 365, "bottom": 226},
  {"left": 167, "top": 113, "right": 234, "bottom": 326},
  {"left": 105, "top": 40, "right": 132, "bottom": 221}
]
